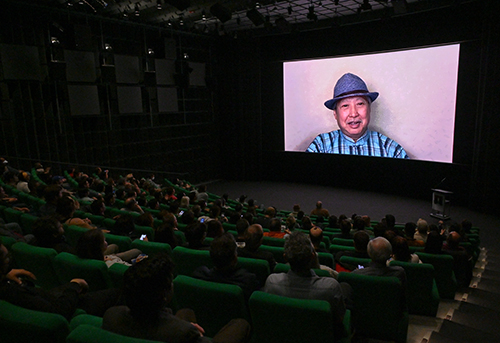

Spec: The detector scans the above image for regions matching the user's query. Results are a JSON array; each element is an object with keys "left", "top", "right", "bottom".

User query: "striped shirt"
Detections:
[{"left": 306, "top": 130, "right": 409, "bottom": 159}]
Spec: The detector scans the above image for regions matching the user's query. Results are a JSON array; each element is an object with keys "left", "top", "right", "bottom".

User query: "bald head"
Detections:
[
  {"left": 244, "top": 224, "right": 264, "bottom": 251},
  {"left": 316, "top": 201, "right": 323, "bottom": 209},
  {"left": 367, "top": 237, "right": 392, "bottom": 263}
]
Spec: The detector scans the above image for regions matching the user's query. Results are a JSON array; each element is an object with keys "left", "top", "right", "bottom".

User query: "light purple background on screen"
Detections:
[{"left": 284, "top": 44, "right": 460, "bottom": 163}]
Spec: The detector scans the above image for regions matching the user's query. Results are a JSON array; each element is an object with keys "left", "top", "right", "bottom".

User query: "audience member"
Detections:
[
  {"left": 442, "top": 231, "right": 473, "bottom": 288},
  {"left": 237, "top": 224, "right": 276, "bottom": 272},
  {"left": 183, "top": 222, "right": 210, "bottom": 250},
  {"left": 31, "top": 216, "right": 74, "bottom": 253},
  {"left": 76, "top": 229, "right": 142, "bottom": 267},
  {"left": 263, "top": 218, "right": 287, "bottom": 239},
  {"left": 0, "top": 242, "right": 122, "bottom": 320},
  {"left": 207, "top": 220, "right": 224, "bottom": 239},
  {"left": 335, "top": 230, "right": 370, "bottom": 271},
  {"left": 263, "top": 231, "right": 349, "bottom": 337},
  {"left": 235, "top": 218, "right": 250, "bottom": 246},
  {"left": 193, "top": 233, "right": 259, "bottom": 299},
  {"left": 404, "top": 222, "right": 424, "bottom": 247},
  {"left": 103, "top": 254, "right": 251, "bottom": 343},
  {"left": 254, "top": 207, "right": 276, "bottom": 229},
  {"left": 55, "top": 196, "right": 95, "bottom": 230},
  {"left": 309, "top": 226, "right": 326, "bottom": 253},
  {"left": 414, "top": 218, "right": 429, "bottom": 242},
  {"left": 310, "top": 201, "right": 330, "bottom": 217},
  {"left": 389, "top": 236, "right": 421, "bottom": 263}
]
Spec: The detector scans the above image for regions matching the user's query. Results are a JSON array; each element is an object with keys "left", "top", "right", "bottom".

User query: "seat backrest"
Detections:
[
  {"left": 237, "top": 256, "right": 270, "bottom": 288},
  {"left": 104, "top": 232, "right": 132, "bottom": 252},
  {"left": 339, "top": 255, "right": 371, "bottom": 268},
  {"left": 67, "top": 324, "right": 159, "bottom": 343},
  {"left": 258, "top": 244, "right": 285, "bottom": 263},
  {"left": 272, "top": 263, "right": 332, "bottom": 277},
  {"left": 19, "top": 213, "right": 39, "bottom": 235},
  {"left": 317, "top": 251, "right": 335, "bottom": 268},
  {"left": 65, "top": 225, "right": 89, "bottom": 247},
  {"left": 262, "top": 236, "right": 285, "bottom": 247},
  {"left": 332, "top": 238, "right": 355, "bottom": 246},
  {"left": 248, "top": 291, "right": 338, "bottom": 343},
  {"left": 172, "top": 246, "right": 213, "bottom": 276},
  {"left": 53, "top": 252, "right": 113, "bottom": 291},
  {"left": 130, "top": 239, "right": 172, "bottom": 257},
  {"left": 11, "top": 242, "right": 60, "bottom": 289},
  {"left": 329, "top": 244, "right": 356, "bottom": 255},
  {"left": 173, "top": 275, "right": 249, "bottom": 338},
  {"left": 3, "top": 207, "right": 22, "bottom": 223},
  {"left": 133, "top": 225, "right": 155, "bottom": 241},
  {"left": 0, "top": 299, "right": 69, "bottom": 343},
  {"left": 416, "top": 251, "right": 457, "bottom": 299},
  {"left": 390, "top": 260, "right": 440, "bottom": 316},
  {"left": 337, "top": 272, "right": 408, "bottom": 343}
]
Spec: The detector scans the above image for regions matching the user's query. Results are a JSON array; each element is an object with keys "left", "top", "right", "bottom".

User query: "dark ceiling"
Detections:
[{"left": 16, "top": 0, "right": 469, "bottom": 37}]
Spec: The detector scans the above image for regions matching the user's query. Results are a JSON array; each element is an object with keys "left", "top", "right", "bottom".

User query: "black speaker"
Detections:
[
  {"left": 246, "top": 8, "right": 265, "bottom": 26},
  {"left": 210, "top": 3, "right": 232, "bottom": 23}
]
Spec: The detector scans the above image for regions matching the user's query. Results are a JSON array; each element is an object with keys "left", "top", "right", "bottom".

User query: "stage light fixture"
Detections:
[
  {"left": 360, "top": 0, "right": 372, "bottom": 11},
  {"left": 134, "top": 3, "right": 140, "bottom": 16},
  {"left": 307, "top": 5, "right": 317, "bottom": 21},
  {"left": 157, "top": 0, "right": 162, "bottom": 10}
]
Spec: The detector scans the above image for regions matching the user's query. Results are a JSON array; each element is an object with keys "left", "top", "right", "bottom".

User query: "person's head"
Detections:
[
  {"left": 210, "top": 233, "right": 238, "bottom": 271},
  {"left": 32, "top": 216, "right": 64, "bottom": 247},
  {"left": 425, "top": 231, "right": 443, "bottom": 254},
  {"left": 292, "top": 204, "right": 301, "bottom": 213},
  {"left": 385, "top": 214, "right": 396, "bottom": 229},
  {"left": 56, "top": 196, "right": 79, "bottom": 219},
  {"left": 191, "top": 204, "right": 201, "bottom": 217},
  {"left": 90, "top": 199, "right": 106, "bottom": 216},
  {"left": 179, "top": 196, "right": 190, "bottom": 209},
  {"left": 113, "top": 214, "right": 135, "bottom": 236},
  {"left": 43, "top": 184, "right": 63, "bottom": 204},
  {"left": 76, "top": 229, "right": 106, "bottom": 261},
  {"left": 207, "top": 220, "right": 224, "bottom": 238},
  {"left": 416, "top": 218, "right": 429, "bottom": 234},
  {"left": 353, "top": 230, "right": 370, "bottom": 253},
  {"left": 210, "top": 205, "right": 221, "bottom": 219},
  {"left": 315, "top": 201, "right": 323, "bottom": 209},
  {"left": 184, "top": 222, "right": 207, "bottom": 248},
  {"left": 104, "top": 193, "right": 116, "bottom": 207},
  {"left": 367, "top": 237, "right": 392, "bottom": 264},
  {"left": 161, "top": 211, "right": 177, "bottom": 228},
  {"left": 361, "top": 215, "right": 371, "bottom": 228},
  {"left": 446, "top": 231, "right": 462, "bottom": 250},
  {"left": 391, "top": 236, "right": 411, "bottom": 262},
  {"left": 155, "top": 222, "right": 177, "bottom": 248},
  {"left": 265, "top": 207, "right": 276, "bottom": 218},
  {"left": 147, "top": 198, "right": 159, "bottom": 210},
  {"left": 309, "top": 226, "right": 323, "bottom": 249},
  {"left": 243, "top": 224, "right": 264, "bottom": 251},
  {"left": 301, "top": 216, "right": 313, "bottom": 231},
  {"left": 353, "top": 217, "right": 366, "bottom": 231},
  {"left": 328, "top": 215, "right": 338, "bottom": 228},
  {"left": 285, "top": 215, "right": 296, "bottom": 231},
  {"left": 242, "top": 212, "right": 254, "bottom": 225},
  {"left": 404, "top": 222, "right": 417, "bottom": 238},
  {"left": 269, "top": 218, "right": 282, "bottom": 232},
  {"left": 18, "top": 171, "right": 30, "bottom": 183},
  {"left": 284, "top": 231, "right": 316, "bottom": 272},
  {"left": 236, "top": 218, "right": 250, "bottom": 237},
  {"left": 136, "top": 212, "right": 154, "bottom": 227},
  {"left": 123, "top": 254, "right": 174, "bottom": 322},
  {"left": 180, "top": 210, "right": 195, "bottom": 225},
  {"left": 124, "top": 197, "right": 138, "bottom": 211},
  {"left": 325, "top": 73, "right": 378, "bottom": 141},
  {"left": 340, "top": 219, "right": 352, "bottom": 237}
]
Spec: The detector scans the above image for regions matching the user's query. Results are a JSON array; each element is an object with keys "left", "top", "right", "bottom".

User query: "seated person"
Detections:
[
  {"left": 235, "top": 218, "right": 250, "bottom": 246},
  {"left": 309, "top": 226, "right": 327, "bottom": 253},
  {"left": 76, "top": 229, "right": 143, "bottom": 267},
  {"left": 388, "top": 236, "right": 421, "bottom": 264},
  {"left": 193, "top": 233, "right": 259, "bottom": 300},
  {"left": 31, "top": 216, "right": 74, "bottom": 254},
  {"left": 442, "top": 231, "right": 473, "bottom": 288},
  {"left": 183, "top": 222, "right": 210, "bottom": 250},
  {"left": 404, "top": 222, "right": 425, "bottom": 247},
  {"left": 335, "top": 230, "right": 370, "bottom": 271},
  {"left": 206, "top": 220, "right": 224, "bottom": 239},
  {"left": 55, "top": 196, "right": 96, "bottom": 230},
  {"left": 263, "top": 218, "right": 287, "bottom": 239},
  {"left": 237, "top": 224, "right": 276, "bottom": 272},
  {"left": 263, "top": 231, "right": 349, "bottom": 337},
  {"left": 0, "top": 242, "right": 122, "bottom": 320},
  {"left": 352, "top": 237, "right": 407, "bottom": 302},
  {"left": 103, "top": 254, "right": 251, "bottom": 343}
]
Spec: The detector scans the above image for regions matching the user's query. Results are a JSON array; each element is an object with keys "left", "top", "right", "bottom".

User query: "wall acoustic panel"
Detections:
[
  {"left": 189, "top": 62, "right": 206, "bottom": 86},
  {"left": 0, "top": 44, "right": 42, "bottom": 81},
  {"left": 157, "top": 87, "right": 178, "bottom": 113},
  {"left": 64, "top": 50, "right": 96, "bottom": 82},
  {"left": 117, "top": 86, "right": 143, "bottom": 114},
  {"left": 115, "top": 55, "right": 140, "bottom": 84},
  {"left": 68, "top": 85, "right": 100, "bottom": 115},
  {"left": 155, "top": 59, "right": 176, "bottom": 85}
]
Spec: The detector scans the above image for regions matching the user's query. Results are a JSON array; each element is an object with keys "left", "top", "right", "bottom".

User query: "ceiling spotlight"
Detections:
[
  {"left": 179, "top": 18, "right": 184, "bottom": 26},
  {"left": 157, "top": 0, "right": 162, "bottom": 10},
  {"left": 134, "top": 4, "right": 140, "bottom": 16},
  {"left": 148, "top": 48, "right": 154, "bottom": 55},
  {"left": 183, "top": 53, "right": 189, "bottom": 59},
  {"left": 202, "top": 10, "right": 206, "bottom": 20},
  {"left": 307, "top": 5, "right": 317, "bottom": 21},
  {"left": 255, "top": 2, "right": 261, "bottom": 9},
  {"left": 104, "top": 43, "right": 113, "bottom": 51},
  {"left": 50, "top": 37, "right": 60, "bottom": 45}
]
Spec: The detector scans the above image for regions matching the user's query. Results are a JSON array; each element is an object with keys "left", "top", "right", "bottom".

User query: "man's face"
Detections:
[{"left": 333, "top": 96, "right": 371, "bottom": 142}]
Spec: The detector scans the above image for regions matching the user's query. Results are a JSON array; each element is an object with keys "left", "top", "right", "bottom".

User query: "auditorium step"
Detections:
[{"left": 431, "top": 319, "right": 499, "bottom": 342}]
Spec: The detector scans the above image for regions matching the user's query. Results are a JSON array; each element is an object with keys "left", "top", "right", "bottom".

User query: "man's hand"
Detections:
[
  {"left": 7, "top": 269, "right": 36, "bottom": 285},
  {"left": 70, "top": 278, "right": 89, "bottom": 293},
  {"left": 191, "top": 323, "right": 205, "bottom": 336}
]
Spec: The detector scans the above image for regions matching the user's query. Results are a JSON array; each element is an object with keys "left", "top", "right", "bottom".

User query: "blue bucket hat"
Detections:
[{"left": 324, "top": 73, "right": 379, "bottom": 110}]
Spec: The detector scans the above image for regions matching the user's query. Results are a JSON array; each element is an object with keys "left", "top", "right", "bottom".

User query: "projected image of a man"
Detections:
[{"left": 306, "top": 73, "right": 409, "bottom": 159}]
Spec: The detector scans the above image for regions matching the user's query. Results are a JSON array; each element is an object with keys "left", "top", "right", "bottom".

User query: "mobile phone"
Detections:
[
  {"left": 179, "top": 210, "right": 184, "bottom": 216},
  {"left": 358, "top": 265, "right": 365, "bottom": 269},
  {"left": 200, "top": 218, "right": 205, "bottom": 223},
  {"left": 140, "top": 234, "right": 147, "bottom": 240}
]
